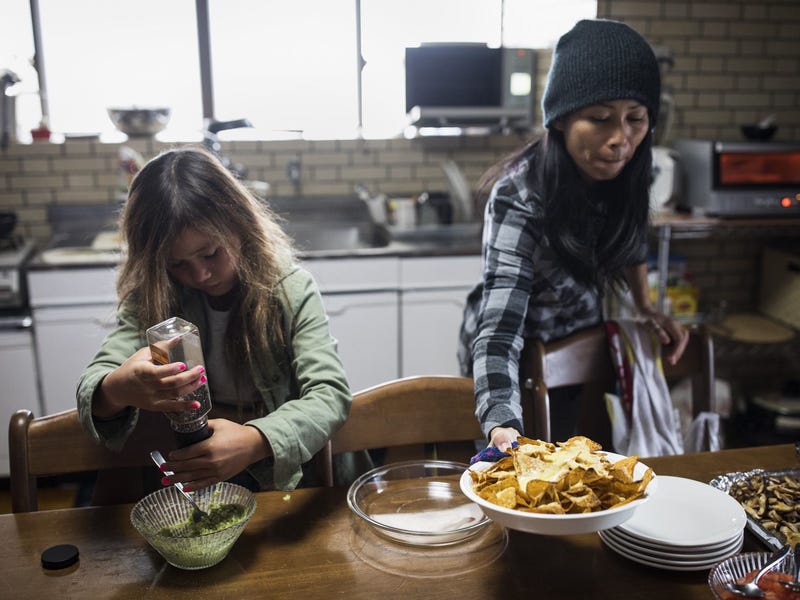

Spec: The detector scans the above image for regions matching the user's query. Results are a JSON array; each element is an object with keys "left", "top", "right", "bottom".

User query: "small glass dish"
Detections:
[
  {"left": 130, "top": 482, "right": 256, "bottom": 570},
  {"left": 708, "top": 551, "right": 798, "bottom": 599},
  {"left": 347, "top": 460, "right": 490, "bottom": 547}
]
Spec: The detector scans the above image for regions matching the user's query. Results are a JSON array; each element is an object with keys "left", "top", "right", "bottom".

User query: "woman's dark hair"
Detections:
[{"left": 477, "top": 128, "right": 653, "bottom": 291}]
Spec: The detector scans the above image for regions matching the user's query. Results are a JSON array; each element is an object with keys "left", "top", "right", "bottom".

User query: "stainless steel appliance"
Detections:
[
  {"left": 674, "top": 139, "right": 800, "bottom": 218},
  {"left": 405, "top": 44, "right": 535, "bottom": 130},
  {"left": 0, "top": 232, "right": 39, "bottom": 476}
]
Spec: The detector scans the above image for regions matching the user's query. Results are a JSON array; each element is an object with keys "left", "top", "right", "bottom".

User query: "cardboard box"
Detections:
[{"left": 759, "top": 247, "right": 800, "bottom": 330}]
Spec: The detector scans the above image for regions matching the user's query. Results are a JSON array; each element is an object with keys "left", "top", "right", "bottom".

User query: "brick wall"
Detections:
[
  {"left": 599, "top": 0, "right": 800, "bottom": 142},
  {"left": 1, "top": 0, "right": 798, "bottom": 342}
]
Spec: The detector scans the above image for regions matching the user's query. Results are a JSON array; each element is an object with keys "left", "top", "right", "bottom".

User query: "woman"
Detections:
[
  {"left": 458, "top": 19, "right": 688, "bottom": 451},
  {"left": 77, "top": 146, "right": 351, "bottom": 492}
]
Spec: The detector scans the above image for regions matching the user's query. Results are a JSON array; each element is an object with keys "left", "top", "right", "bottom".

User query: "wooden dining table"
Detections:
[{"left": 1, "top": 443, "right": 797, "bottom": 600}]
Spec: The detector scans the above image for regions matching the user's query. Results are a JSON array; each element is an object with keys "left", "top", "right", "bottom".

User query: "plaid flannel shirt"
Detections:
[{"left": 458, "top": 155, "right": 647, "bottom": 439}]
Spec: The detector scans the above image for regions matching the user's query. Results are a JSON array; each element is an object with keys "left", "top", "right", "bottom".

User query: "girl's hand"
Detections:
[
  {"left": 160, "top": 419, "right": 271, "bottom": 491},
  {"left": 93, "top": 347, "right": 207, "bottom": 417},
  {"left": 489, "top": 426, "right": 520, "bottom": 452}
]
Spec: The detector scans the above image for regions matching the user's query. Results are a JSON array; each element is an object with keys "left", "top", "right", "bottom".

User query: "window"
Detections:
[{"left": 2, "top": 0, "right": 595, "bottom": 142}]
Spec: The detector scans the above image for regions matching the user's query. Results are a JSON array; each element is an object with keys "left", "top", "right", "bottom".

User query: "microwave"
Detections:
[
  {"left": 674, "top": 139, "right": 800, "bottom": 218},
  {"left": 404, "top": 44, "right": 535, "bottom": 130}
]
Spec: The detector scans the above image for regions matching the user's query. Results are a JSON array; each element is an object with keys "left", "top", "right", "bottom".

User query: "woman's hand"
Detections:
[
  {"left": 489, "top": 426, "right": 520, "bottom": 452},
  {"left": 93, "top": 347, "right": 207, "bottom": 418},
  {"left": 643, "top": 311, "right": 689, "bottom": 366},
  {"left": 160, "top": 419, "right": 271, "bottom": 491}
]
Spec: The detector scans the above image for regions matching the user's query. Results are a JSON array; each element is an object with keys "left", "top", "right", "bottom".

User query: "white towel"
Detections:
[{"left": 604, "top": 319, "right": 684, "bottom": 457}]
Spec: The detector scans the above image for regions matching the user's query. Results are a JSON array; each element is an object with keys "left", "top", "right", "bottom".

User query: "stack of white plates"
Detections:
[{"left": 598, "top": 475, "right": 747, "bottom": 571}]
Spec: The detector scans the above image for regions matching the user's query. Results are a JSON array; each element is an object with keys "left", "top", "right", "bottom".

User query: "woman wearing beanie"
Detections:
[{"left": 458, "top": 19, "right": 688, "bottom": 452}]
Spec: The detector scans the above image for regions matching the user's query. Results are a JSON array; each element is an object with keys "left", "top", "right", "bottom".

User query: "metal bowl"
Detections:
[
  {"left": 107, "top": 106, "right": 171, "bottom": 137},
  {"left": 741, "top": 123, "right": 777, "bottom": 141}
]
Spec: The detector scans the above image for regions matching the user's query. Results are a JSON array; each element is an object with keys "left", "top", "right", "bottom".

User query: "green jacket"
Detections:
[{"left": 76, "top": 264, "right": 351, "bottom": 490}]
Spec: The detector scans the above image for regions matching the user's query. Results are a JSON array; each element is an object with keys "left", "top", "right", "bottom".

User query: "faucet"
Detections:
[
  {"left": 1, "top": 70, "right": 21, "bottom": 150},
  {"left": 202, "top": 117, "right": 253, "bottom": 179}
]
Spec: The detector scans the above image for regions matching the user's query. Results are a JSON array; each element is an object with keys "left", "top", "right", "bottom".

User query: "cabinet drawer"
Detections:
[
  {"left": 400, "top": 255, "right": 481, "bottom": 289},
  {"left": 302, "top": 257, "right": 400, "bottom": 293},
  {"left": 29, "top": 267, "right": 118, "bottom": 306}
]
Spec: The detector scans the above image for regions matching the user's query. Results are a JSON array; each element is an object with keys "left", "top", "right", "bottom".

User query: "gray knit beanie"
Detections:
[{"left": 542, "top": 19, "right": 661, "bottom": 129}]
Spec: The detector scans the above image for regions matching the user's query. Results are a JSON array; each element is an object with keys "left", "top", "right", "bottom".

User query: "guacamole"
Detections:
[{"left": 159, "top": 503, "right": 247, "bottom": 537}]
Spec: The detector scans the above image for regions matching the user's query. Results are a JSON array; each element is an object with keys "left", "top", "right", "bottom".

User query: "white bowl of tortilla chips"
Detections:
[{"left": 460, "top": 436, "right": 657, "bottom": 536}]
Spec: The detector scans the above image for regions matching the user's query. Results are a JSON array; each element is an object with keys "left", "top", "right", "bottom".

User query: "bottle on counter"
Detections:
[{"left": 146, "top": 316, "right": 213, "bottom": 448}]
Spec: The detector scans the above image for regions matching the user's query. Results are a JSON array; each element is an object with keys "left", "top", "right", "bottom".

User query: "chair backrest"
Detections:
[
  {"left": 519, "top": 323, "right": 715, "bottom": 442},
  {"left": 320, "top": 375, "right": 482, "bottom": 486},
  {"left": 9, "top": 408, "right": 176, "bottom": 513}
]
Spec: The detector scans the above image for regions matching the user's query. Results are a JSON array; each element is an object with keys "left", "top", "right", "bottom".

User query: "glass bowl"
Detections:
[
  {"left": 708, "top": 551, "right": 798, "bottom": 599},
  {"left": 460, "top": 452, "right": 656, "bottom": 536},
  {"left": 130, "top": 482, "right": 256, "bottom": 570},
  {"left": 347, "top": 460, "right": 490, "bottom": 546}
]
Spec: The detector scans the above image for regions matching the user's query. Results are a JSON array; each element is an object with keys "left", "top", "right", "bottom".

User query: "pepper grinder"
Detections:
[{"left": 146, "top": 317, "right": 213, "bottom": 447}]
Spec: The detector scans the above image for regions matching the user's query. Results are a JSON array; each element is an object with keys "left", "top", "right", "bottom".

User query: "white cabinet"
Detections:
[
  {"left": 28, "top": 267, "right": 119, "bottom": 416},
  {"left": 0, "top": 328, "right": 39, "bottom": 476},
  {"left": 302, "top": 257, "right": 400, "bottom": 393},
  {"left": 24, "top": 254, "right": 480, "bottom": 415},
  {"left": 399, "top": 256, "right": 482, "bottom": 377},
  {"left": 322, "top": 292, "right": 399, "bottom": 394},
  {"left": 32, "top": 304, "right": 117, "bottom": 415}
]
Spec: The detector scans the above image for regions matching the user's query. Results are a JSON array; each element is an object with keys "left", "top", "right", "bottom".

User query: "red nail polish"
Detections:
[
  {"left": 161, "top": 477, "right": 171, "bottom": 486},
  {"left": 179, "top": 363, "right": 186, "bottom": 371},
  {"left": 197, "top": 366, "right": 205, "bottom": 374},
  {"left": 183, "top": 485, "right": 191, "bottom": 492},
  {"left": 191, "top": 401, "right": 201, "bottom": 410},
  {"left": 200, "top": 376, "right": 207, "bottom": 384},
  {"left": 159, "top": 464, "right": 167, "bottom": 472}
]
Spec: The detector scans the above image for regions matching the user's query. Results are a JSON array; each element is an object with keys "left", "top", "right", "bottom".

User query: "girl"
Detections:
[{"left": 78, "top": 146, "right": 350, "bottom": 492}]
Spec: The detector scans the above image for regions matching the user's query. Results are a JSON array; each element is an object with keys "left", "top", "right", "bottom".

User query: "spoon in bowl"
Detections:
[
  {"left": 726, "top": 545, "right": 791, "bottom": 597},
  {"left": 778, "top": 544, "right": 800, "bottom": 593},
  {"left": 149, "top": 450, "right": 208, "bottom": 523}
]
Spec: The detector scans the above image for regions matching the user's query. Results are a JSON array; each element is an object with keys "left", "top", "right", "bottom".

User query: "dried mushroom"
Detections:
[{"left": 728, "top": 471, "right": 800, "bottom": 547}]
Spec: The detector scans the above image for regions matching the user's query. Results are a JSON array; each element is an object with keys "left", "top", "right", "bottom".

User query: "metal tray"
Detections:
[{"left": 709, "top": 467, "right": 800, "bottom": 551}]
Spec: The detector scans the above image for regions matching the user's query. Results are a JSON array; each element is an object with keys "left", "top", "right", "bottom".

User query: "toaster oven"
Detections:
[{"left": 674, "top": 139, "right": 800, "bottom": 218}]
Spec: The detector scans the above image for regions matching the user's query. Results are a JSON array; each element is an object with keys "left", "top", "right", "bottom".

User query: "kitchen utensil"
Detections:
[
  {"left": 149, "top": 450, "right": 207, "bottom": 522},
  {"left": 0, "top": 211, "right": 17, "bottom": 239},
  {"left": 725, "top": 544, "right": 791, "bottom": 597},
  {"left": 107, "top": 106, "right": 171, "bottom": 137},
  {"left": 779, "top": 544, "right": 800, "bottom": 592}
]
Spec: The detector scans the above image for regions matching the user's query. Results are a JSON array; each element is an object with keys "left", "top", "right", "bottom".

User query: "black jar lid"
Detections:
[{"left": 41, "top": 544, "right": 80, "bottom": 570}]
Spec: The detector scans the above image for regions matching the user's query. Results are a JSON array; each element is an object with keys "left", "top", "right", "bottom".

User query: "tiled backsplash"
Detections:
[{"left": 0, "top": 0, "right": 797, "bottom": 330}]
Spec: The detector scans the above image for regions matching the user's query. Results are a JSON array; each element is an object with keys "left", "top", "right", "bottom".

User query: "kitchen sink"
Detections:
[
  {"left": 284, "top": 222, "right": 390, "bottom": 252},
  {"left": 387, "top": 222, "right": 482, "bottom": 245},
  {"left": 267, "top": 195, "right": 390, "bottom": 253}
]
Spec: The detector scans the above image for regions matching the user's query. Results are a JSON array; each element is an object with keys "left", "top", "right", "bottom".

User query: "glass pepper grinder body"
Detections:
[{"left": 146, "top": 317, "right": 213, "bottom": 448}]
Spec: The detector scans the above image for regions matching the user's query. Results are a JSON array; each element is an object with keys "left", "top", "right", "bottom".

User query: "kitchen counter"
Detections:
[{"left": 27, "top": 230, "right": 483, "bottom": 270}]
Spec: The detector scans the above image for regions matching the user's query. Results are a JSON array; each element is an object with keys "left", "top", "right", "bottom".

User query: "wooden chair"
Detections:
[
  {"left": 519, "top": 323, "right": 715, "bottom": 444},
  {"left": 9, "top": 407, "right": 176, "bottom": 513},
  {"left": 320, "top": 375, "right": 482, "bottom": 486}
]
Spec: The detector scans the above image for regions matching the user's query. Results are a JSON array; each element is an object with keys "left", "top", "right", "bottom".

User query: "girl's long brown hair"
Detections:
[{"left": 117, "top": 146, "right": 295, "bottom": 371}]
